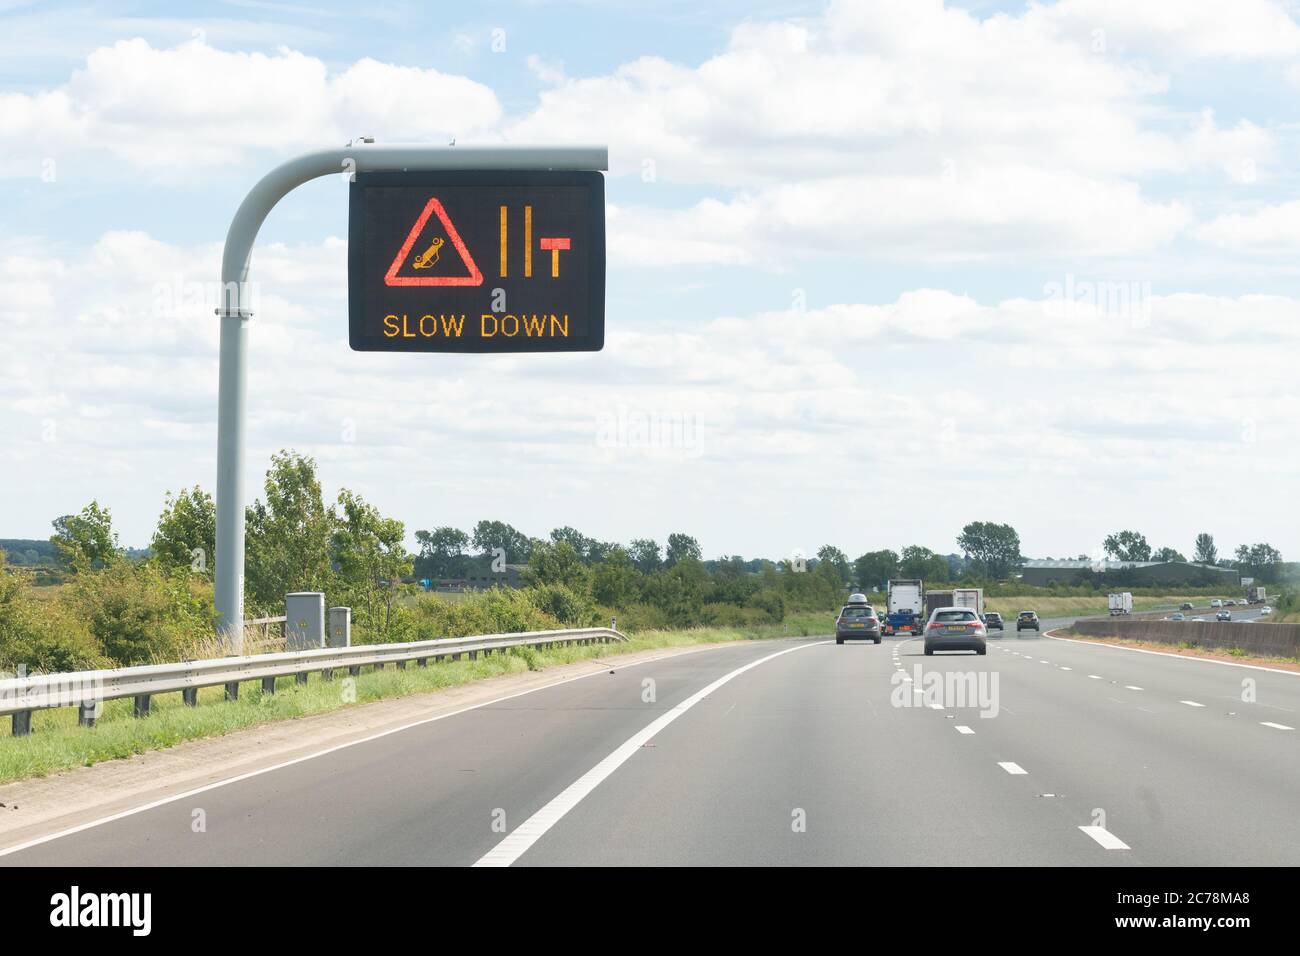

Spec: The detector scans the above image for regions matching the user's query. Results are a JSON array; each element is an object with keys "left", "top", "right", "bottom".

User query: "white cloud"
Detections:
[
  {"left": 1193, "top": 199, "right": 1300, "bottom": 250},
  {"left": 1036, "top": 0, "right": 1300, "bottom": 60},
  {"left": 0, "top": 38, "right": 502, "bottom": 168}
]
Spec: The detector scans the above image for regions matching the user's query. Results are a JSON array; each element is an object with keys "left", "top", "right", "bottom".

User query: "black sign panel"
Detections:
[{"left": 348, "top": 170, "right": 605, "bottom": 352}]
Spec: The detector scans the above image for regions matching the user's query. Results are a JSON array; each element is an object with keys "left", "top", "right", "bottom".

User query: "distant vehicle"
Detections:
[
  {"left": 884, "top": 579, "right": 924, "bottom": 637},
  {"left": 1016, "top": 611, "right": 1040, "bottom": 632},
  {"left": 923, "top": 607, "right": 987, "bottom": 656},
  {"left": 846, "top": 592, "right": 870, "bottom": 605},
  {"left": 1166, "top": 613, "right": 1186, "bottom": 621},
  {"left": 836, "top": 605, "right": 882, "bottom": 645},
  {"left": 1260, "top": 606, "right": 1273, "bottom": 615},
  {"left": 1210, "top": 599, "right": 1223, "bottom": 608},
  {"left": 1180, "top": 602, "right": 1194, "bottom": 610},
  {"left": 1248, "top": 586, "right": 1267, "bottom": 604},
  {"left": 1226, "top": 599, "right": 1237, "bottom": 607},
  {"left": 1191, "top": 615, "right": 1208, "bottom": 622},
  {"left": 983, "top": 611, "right": 1004, "bottom": 631},
  {"left": 1216, "top": 610, "right": 1232, "bottom": 621},
  {"left": 1108, "top": 592, "right": 1133, "bottom": 616}
]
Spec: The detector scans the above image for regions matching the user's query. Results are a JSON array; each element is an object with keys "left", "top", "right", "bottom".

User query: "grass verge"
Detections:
[
  {"left": 985, "top": 595, "right": 1209, "bottom": 619},
  {"left": 1056, "top": 631, "right": 1300, "bottom": 672},
  {"left": 0, "top": 613, "right": 830, "bottom": 785}
]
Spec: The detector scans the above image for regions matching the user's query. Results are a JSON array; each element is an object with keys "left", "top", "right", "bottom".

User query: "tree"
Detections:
[
  {"left": 151, "top": 487, "right": 216, "bottom": 576},
  {"left": 592, "top": 546, "right": 641, "bottom": 608},
  {"left": 816, "top": 545, "right": 851, "bottom": 584},
  {"left": 628, "top": 538, "right": 662, "bottom": 573},
  {"left": 333, "top": 490, "right": 412, "bottom": 637},
  {"left": 899, "top": 545, "right": 949, "bottom": 582},
  {"left": 1233, "top": 543, "right": 1284, "bottom": 583},
  {"left": 550, "top": 526, "right": 599, "bottom": 562},
  {"left": 470, "top": 520, "right": 532, "bottom": 564},
  {"left": 642, "top": 558, "right": 708, "bottom": 625},
  {"left": 523, "top": 540, "right": 591, "bottom": 591},
  {"left": 1103, "top": 530, "right": 1151, "bottom": 562},
  {"left": 1193, "top": 533, "right": 1218, "bottom": 566},
  {"left": 414, "top": 527, "right": 470, "bottom": 578},
  {"left": 244, "top": 451, "right": 335, "bottom": 609},
  {"left": 1151, "top": 546, "right": 1186, "bottom": 563},
  {"left": 665, "top": 533, "right": 702, "bottom": 567},
  {"left": 51, "top": 500, "right": 120, "bottom": 572},
  {"left": 853, "top": 550, "right": 898, "bottom": 591},
  {"left": 956, "top": 522, "right": 1023, "bottom": 578}
]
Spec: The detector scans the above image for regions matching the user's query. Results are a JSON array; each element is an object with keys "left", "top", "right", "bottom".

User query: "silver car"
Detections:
[{"left": 924, "top": 607, "right": 987, "bottom": 655}]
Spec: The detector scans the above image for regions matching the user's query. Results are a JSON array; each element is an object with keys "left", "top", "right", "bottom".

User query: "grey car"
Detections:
[
  {"left": 923, "top": 607, "right": 987, "bottom": 655},
  {"left": 836, "top": 605, "right": 882, "bottom": 645}
]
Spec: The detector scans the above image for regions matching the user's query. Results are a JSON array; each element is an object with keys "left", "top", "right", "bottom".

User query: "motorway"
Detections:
[{"left": 1, "top": 607, "right": 1296, "bottom": 866}]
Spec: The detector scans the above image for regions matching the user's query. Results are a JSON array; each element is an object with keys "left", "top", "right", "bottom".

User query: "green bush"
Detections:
[
  {"left": 746, "top": 589, "right": 786, "bottom": 622},
  {"left": 409, "top": 587, "right": 561, "bottom": 640},
  {"left": 66, "top": 562, "right": 215, "bottom": 665},
  {"left": 527, "top": 583, "right": 599, "bottom": 628},
  {"left": 0, "top": 581, "right": 105, "bottom": 673}
]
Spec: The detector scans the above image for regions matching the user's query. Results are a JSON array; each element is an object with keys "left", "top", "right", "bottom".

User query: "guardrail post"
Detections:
[
  {"left": 11, "top": 711, "right": 31, "bottom": 736},
  {"left": 469, "top": 651, "right": 477, "bottom": 660},
  {"left": 435, "top": 655, "right": 444, "bottom": 663},
  {"left": 134, "top": 695, "right": 151, "bottom": 718},
  {"left": 349, "top": 665, "right": 360, "bottom": 677},
  {"left": 183, "top": 688, "right": 198, "bottom": 706},
  {"left": 262, "top": 677, "right": 276, "bottom": 695},
  {"left": 450, "top": 653, "right": 460, "bottom": 662},
  {"left": 322, "top": 668, "right": 334, "bottom": 681},
  {"left": 78, "top": 702, "right": 99, "bottom": 727},
  {"left": 417, "top": 658, "right": 428, "bottom": 667},
  {"left": 225, "top": 682, "right": 240, "bottom": 701},
  {"left": 296, "top": 672, "right": 309, "bottom": 685},
  {"left": 396, "top": 660, "right": 406, "bottom": 670}
]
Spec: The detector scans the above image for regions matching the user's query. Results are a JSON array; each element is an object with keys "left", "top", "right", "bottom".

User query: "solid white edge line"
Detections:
[
  {"left": 1045, "top": 631, "right": 1300, "bottom": 676},
  {"left": 1260, "top": 721, "right": 1294, "bottom": 731},
  {"left": 1079, "top": 825, "right": 1130, "bottom": 850},
  {"left": 0, "top": 637, "right": 816, "bottom": 860},
  {"left": 997, "top": 761, "right": 1027, "bottom": 775},
  {"left": 472, "top": 639, "right": 829, "bottom": 867},
  {"left": 1180, "top": 700, "right": 1205, "bottom": 708}
]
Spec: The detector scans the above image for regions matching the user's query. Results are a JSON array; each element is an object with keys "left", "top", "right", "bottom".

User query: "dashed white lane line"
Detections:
[
  {"left": 473, "top": 638, "right": 828, "bottom": 867},
  {"left": 1180, "top": 700, "right": 1206, "bottom": 708},
  {"left": 955, "top": 725, "right": 975, "bottom": 735},
  {"left": 1088, "top": 674, "right": 1103, "bottom": 680},
  {"left": 1261, "top": 721, "right": 1295, "bottom": 731},
  {"left": 1039, "top": 660, "right": 1051, "bottom": 665},
  {"left": 1059, "top": 666, "right": 1072, "bottom": 671},
  {"left": 1079, "top": 825, "right": 1130, "bottom": 850},
  {"left": 1125, "top": 685, "right": 1143, "bottom": 691},
  {"left": 998, "top": 761, "right": 1027, "bottom": 775},
  {"left": 927, "top": 703, "right": 945, "bottom": 710}
]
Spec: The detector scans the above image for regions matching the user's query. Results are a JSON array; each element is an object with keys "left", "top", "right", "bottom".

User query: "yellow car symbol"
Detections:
[{"left": 413, "top": 237, "right": 444, "bottom": 269}]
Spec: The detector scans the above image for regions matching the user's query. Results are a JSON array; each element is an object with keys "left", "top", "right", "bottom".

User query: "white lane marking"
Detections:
[
  {"left": 955, "top": 725, "right": 975, "bottom": 735},
  {"left": 1079, "top": 825, "right": 1130, "bottom": 850},
  {"left": 998, "top": 762, "right": 1027, "bottom": 775},
  {"left": 1039, "top": 660, "right": 1051, "bottom": 665},
  {"left": 1125, "top": 685, "right": 1143, "bottom": 691},
  {"left": 1261, "top": 721, "right": 1295, "bottom": 731},
  {"left": 0, "top": 637, "right": 802, "bottom": 859},
  {"left": 1181, "top": 700, "right": 1205, "bottom": 708},
  {"left": 1088, "top": 674, "right": 1103, "bottom": 680},
  {"left": 1059, "top": 666, "right": 1072, "bottom": 671},
  {"left": 927, "top": 703, "right": 945, "bottom": 710},
  {"left": 473, "top": 639, "right": 827, "bottom": 867},
  {"left": 1046, "top": 632, "right": 1300, "bottom": 676}
]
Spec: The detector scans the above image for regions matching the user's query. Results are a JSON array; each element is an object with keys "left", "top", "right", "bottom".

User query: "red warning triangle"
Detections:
[{"left": 384, "top": 197, "right": 483, "bottom": 287}]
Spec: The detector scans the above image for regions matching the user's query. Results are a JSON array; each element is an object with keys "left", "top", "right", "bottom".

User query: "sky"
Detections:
[{"left": 2, "top": 0, "right": 1299, "bottom": 563}]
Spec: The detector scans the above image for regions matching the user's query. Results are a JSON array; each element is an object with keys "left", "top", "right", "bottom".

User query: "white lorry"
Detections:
[
  {"left": 1108, "top": 592, "right": 1133, "bottom": 616},
  {"left": 952, "top": 587, "right": 985, "bottom": 618}
]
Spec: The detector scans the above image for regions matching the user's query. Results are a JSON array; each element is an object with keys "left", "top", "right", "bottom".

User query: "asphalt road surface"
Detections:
[{"left": 3, "top": 609, "right": 1295, "bottom": 866}]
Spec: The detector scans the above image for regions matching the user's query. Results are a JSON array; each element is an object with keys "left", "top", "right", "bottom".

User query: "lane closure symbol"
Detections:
[{"left": 384, "top": 198, "right": 483, "bottom": 287}]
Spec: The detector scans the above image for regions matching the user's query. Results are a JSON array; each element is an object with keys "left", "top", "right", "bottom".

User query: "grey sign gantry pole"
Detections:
[{"left": 214, "top": 143, "right": 608, "bottom": 650}]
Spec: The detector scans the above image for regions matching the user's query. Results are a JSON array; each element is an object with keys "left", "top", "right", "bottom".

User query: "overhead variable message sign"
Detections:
[{"left": 348, "top": 170, "right": 605, "bottom": 352}]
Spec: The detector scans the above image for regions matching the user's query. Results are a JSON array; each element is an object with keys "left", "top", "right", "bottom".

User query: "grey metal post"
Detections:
[{"left": 213, "top": 143, "right": 607, "bottom": 651}]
